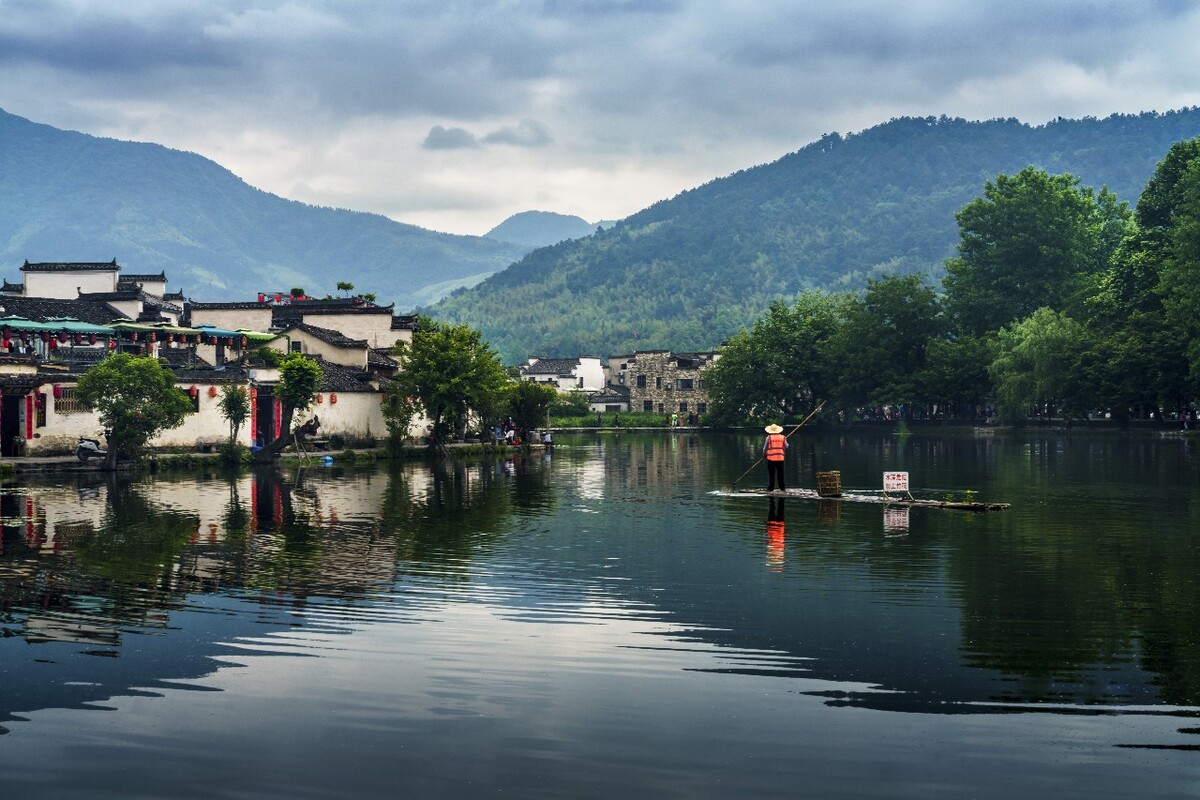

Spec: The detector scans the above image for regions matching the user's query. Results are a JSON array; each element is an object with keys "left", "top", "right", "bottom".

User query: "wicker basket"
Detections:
[{"left": 815, "top": 470, "right": 842, "bottom": 497}]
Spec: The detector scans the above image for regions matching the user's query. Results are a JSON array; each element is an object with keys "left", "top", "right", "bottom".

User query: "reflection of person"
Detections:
[
  {"left": 767, "top": 498, "right": 785, "bottom": 570},
  {"left": 763, "top": 423, "right": 788, "bottom": 492},
  {"left": 542, "top": 430, "right": 553, "bottom": 448}
]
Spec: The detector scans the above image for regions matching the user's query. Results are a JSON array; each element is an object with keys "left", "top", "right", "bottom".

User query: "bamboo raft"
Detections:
[{"left": 712, "top": 487, "right": 1010, "bottom": 512}]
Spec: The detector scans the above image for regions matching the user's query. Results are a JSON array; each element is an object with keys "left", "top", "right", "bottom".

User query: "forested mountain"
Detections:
[
  {"left": 429, "top": 110, "right": 1200, "bottom": 364},
  {"left": 485, "top": 210, "right": 602, "bottom": 248},
  {"left": 0, "top": 108, "right": 528, "bottom": 307}
]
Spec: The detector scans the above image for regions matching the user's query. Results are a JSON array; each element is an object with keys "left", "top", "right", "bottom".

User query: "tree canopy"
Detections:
[
  {"left": 392, "top": 317, "right": 510, "bottom": 443},
  {"left": 75, "top": 354, "right": 194, "bottom": 467}
]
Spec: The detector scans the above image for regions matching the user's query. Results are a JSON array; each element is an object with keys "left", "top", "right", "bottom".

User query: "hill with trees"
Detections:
[
  {"left": 0, "top": 108, "right": 528, "bottom": 308},
  {"left": 484, "top": 210, "right": 602, "bottom": 248},
  {"left": 428, "top": 110, "right": 1200, "bottom": 363}
]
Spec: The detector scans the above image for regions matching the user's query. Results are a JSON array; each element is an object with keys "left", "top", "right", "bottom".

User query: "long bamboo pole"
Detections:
[{"left": 729, "top": 399, "right": 826, "bottom": 490}]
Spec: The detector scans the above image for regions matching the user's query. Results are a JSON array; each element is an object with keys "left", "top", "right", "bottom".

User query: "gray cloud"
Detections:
[
  {"left": 482, "top": 120, "right": 553, "bottom": 148},
  {"left": 0, "top": 0, "right": 1197, "bottom": 234},
  {"left": 423, "top": 125, "right": 480, "bottom": 150}
]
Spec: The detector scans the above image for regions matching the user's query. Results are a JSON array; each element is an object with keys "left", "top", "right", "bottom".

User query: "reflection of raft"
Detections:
[{"left": 714, "top": 487, "right": 1010, "bottom": 511}]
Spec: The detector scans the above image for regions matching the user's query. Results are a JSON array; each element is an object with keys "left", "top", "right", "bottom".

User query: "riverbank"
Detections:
[{"left": 1, "top": 441, "right": 547, "bottom": 475}]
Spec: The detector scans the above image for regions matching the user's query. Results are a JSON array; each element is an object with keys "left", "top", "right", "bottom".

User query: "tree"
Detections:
[
  {"left": 705, "top": 293, "right": 844, "bottom": 424},
  {"left": 219, "top": 385, "right": 250, "bottom": 444},
  {"left": 337, "top": 281, "right": 355, "bottom": 296},
  {"left": 391, "top": 317, "right": 509, "bottom": 445},
  {"left": 508, "top": 380, "right": 558, "bottom": 435},
  {"left": 943, "top": 166, "right": 1131, "bottom": 335},
  {"left": 75, "top": 354, "right": 194, "bottom": 468},
  {"left": 257, "top": 353, "right": 324, "bottom": 458},
  {"left": 827, "top": 274, "right": 945, "bottom": 410},
  {"left": 381, "top": 381, "right": 421, "bottom": 448},
  {"left": 987, "top": 308, "right": 1086, "bottom": 423}
]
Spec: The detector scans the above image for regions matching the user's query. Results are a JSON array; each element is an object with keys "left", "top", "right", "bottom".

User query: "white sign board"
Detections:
[{"left": 883, "top": 471, "right": 909, "bottom": 492}]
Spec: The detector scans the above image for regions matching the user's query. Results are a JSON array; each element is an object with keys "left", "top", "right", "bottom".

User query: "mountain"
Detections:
[
  {"left": 485, "top": 210, "right": 603, "bottom": 249},
  {"left": 0, "top": 108, "right": 528, "bottom": 308},
  {"left": 428, "top": 110, "right": 1200, "bottom": 364}
]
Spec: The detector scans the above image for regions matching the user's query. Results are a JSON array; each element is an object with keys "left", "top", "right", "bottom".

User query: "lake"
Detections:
[{"left": 1, "top": 429, "right": 1198, "bottom": 799}]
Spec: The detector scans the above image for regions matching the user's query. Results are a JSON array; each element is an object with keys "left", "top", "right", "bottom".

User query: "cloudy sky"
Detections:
[{"left": 2, "top": 1, "right": 1198, "bottom": 236}]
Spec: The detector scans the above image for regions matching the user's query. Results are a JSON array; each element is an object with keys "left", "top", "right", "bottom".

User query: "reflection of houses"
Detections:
[
  {"left": 518, "top": 356, "right": 605, "bottom": 393},
  {"left": 607, "top": 350, "right": 719, "bottom": 416}
]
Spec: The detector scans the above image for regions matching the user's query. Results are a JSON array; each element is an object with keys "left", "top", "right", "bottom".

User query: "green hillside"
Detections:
[
  {"left": 0, "top": 108, "right": 527, "bottom": 307},
  {"left": 429, "top": 110, "right": 1200, "bottom": 364}
]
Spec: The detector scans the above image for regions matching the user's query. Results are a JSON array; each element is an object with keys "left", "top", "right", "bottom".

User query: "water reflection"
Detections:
[{"left": 0, "top": 432, "right": 1198, "bottom": 793}]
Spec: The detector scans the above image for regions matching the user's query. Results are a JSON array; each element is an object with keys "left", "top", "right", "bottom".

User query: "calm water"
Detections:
[{"left": 1, "top": 430, "right": 1198, "bottom": 799}]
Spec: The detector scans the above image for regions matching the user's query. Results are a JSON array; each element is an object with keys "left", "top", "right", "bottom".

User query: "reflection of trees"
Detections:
[{"left": 378, "top": 458, "right": 536, "bottom": 573}]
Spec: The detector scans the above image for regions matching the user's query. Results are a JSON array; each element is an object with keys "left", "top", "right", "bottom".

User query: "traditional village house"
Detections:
[
  {"left": 0, "top": 261, "right": 257, "bottom": 455},
  {"left": 587, "top": 384, "right": 630, "bottom": 413},
  {"left": 519, "top": 356, "right": 605, "bottom": 393},
  {"left": 608, "top": 350, "right": 719, "bottom": 416}
]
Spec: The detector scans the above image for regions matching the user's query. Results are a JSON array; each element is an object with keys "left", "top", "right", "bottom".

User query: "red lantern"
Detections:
[
  {"left": 53, "top": 385, "right": 62, "bottom": 398},
  {"left": 57, "top": 331, "right": 68, "bottom": 343},
  {"left": 189, "top": 385, "right": 198, "bottom": 399},
  {"left": 1, "top": 327, "right": 8, "bottom": 339},
  {"left": 208, "top": 386, "right": 218, "bottom": 398},
  {"left": 330, "top": 393, "right": 338, "bottom": 405},
  {"left": 108, "top": 340, "right": 116, "bottom": 350},
  {"left": 149, "top": 332, "right": 157, "bottom": 343},
  {"left": 88, "top": 333, "right": 97, "bottom": 345},
  {"left": 73, "top": 333, "right": 83, "bottom": 345},
  {"left": 166, "top": 333, "right": 174, "bottom": 344},
  {"left": 316, "top": 393, "right": 324, "bottom": 404},
  {"left": 241, "top": 336, "right": 248, "bottom": 347},
  {"left": 40, "top": 332, "right": 49, "bottom": 342},
  {"left": 49, "top": 339, "right": 57, "bottom": 350},
  {"left": 131, "top": 332, "right": 139, "bottom": 342},
  {"left": 210, "top": 335, "right": 219, "bottom": 345}
]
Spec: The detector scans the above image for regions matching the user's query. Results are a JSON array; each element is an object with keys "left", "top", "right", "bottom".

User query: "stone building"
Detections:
[{"left": 608, "top": 350, "right": 719, "bottom": 416}]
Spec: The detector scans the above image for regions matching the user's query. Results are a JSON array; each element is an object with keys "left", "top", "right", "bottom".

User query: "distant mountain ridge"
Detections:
[
  {"left": 429, "top": 110, "right": 1200, "bottom": 363},
  {"left": 0, "top": 108, "right": 529, "bottom": 308},
  {"left": 485, "top": 210, "right": 603, "bottom": 248}
]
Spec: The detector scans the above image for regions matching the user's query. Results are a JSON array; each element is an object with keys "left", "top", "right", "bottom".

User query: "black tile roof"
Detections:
[
  {"left": 282, "top": 322, "right": 368, "bottom": 349},
  {"left": 368, "top": 348, "right": 398, "bottom": 368},
  {"left": 391, "top": 314, "right": 418, "bottom": 330},
  {"left": 271, "top": 301, "right": 395, "bottom": 326},
  {"left": 169, "top": 365, "right": 249, "bottom": 384},
  {"left": 310, "top": 356, "right": 379, "bottom": 393},
  {"left": 1, "top": 280, "right": 24, "bottom": 294},
  {"left": 521, "top": 357, "right": 580, "bottom": 376},
  {"left": 159, "top": 348, "right": 213, "bottom": 369},
  {"left": 118, "top": 272, "right": 167, "bottom": 283},
  {"left": 589, "top": 384, "right": 630, "bottom": 402},
  {"left": 20, "top": 259, "right": 120, "bottom": 272},
  {"left": 0, "top": 295, "right": 129, "bottom": 325}
]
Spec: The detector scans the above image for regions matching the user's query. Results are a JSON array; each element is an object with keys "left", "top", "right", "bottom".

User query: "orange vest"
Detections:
[{"left": 765, "top": 433, "right": 787, "bottom": 461}]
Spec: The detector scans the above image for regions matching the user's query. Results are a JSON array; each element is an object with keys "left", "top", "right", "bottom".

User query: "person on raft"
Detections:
[{"left": 763, "top": 423, "right": 788, "bottom": 492}]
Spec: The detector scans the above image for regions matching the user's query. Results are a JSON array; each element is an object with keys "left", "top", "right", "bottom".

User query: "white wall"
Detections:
[{"left": 24, "top": 270, "right": 117, "bottom": 299}]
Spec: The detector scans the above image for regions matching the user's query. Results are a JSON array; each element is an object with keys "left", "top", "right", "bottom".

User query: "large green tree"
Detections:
[
  {"left": 705, "top": 293, "right": 844, "bottom": 424},
  {"left": 827, "top": 274, "right": 945, "bottom": 410},
  {"left": 943, "top": 166, "right": 1131, "bottom": 335},
  {"left": 507, "top": 380, "right": 559, "bottom": 436},
  {"left": 392, "top": 317, "right": 510, "bottom": 444},
  {"left": 988, "top": 308, "right": 1087, "bottom": 423},
  {"left": 75, "top": 353, "right": 194, "bottom": 468}
]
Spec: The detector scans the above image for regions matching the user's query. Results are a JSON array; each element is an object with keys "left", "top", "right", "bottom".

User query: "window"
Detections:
[
  {"left": 678, "top": 378, "right": 694, "bottom": 390},
  {"left": 657, "top": 403, "right": 664, "bottom": 413},
  {"left": 655, "top": 376, "right": 662, "bottom": 389},
  {"left": 54, "top": 387, "right": 88, "bottom": 415},
  {"left": 697, "top": 403, "right": 707, "bottom": 414},
  {"left": 643, "top": 400, "right": 653, "bottom": 412},
  {"left": 290, "top": 340, "right": 303, "bottom": 353},
  {"left": 679, "top": 402, "right": 688, "bottom": 412},
  {"left": 636, "top": 374, "right": 646, "bottom": 388}
]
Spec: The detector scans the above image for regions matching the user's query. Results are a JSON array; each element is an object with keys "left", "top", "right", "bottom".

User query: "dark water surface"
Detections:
[{"left": 1, "top": 430, "right": 1198, "bottom": 798}]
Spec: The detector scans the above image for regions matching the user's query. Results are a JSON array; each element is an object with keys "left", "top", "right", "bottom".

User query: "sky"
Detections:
[{"left": 1, "top": 1, "right": 1199, "bottom": 236}]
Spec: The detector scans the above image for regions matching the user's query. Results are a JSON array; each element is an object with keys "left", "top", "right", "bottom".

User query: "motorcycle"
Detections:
[{"left": 76, "top": 433, "right": 108, "bottom": 463}]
